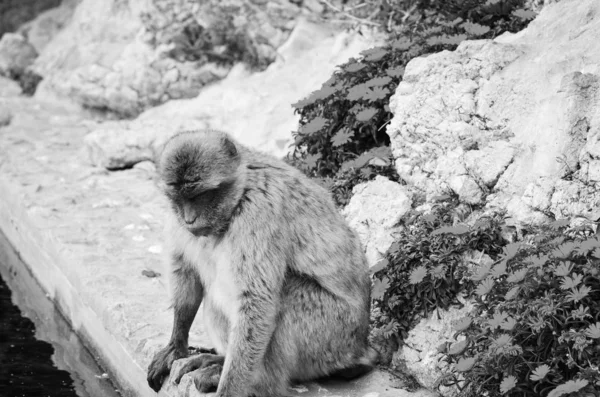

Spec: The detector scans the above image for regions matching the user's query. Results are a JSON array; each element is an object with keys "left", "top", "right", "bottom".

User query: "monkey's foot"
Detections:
[
  {"left": 172, "top": 353, "right": 224, "bottom": 385},
  {"left": 191, "top": 362, "right": 223, "bottom": 393},
  {"left": 147, "top": 343, "right": 188, "bottom": 392}
]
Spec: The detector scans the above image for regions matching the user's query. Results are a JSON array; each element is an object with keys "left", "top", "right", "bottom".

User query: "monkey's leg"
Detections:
[
  {"left": 172, "top": 353, "right": 224, "bottom": 384},
  {"left": 147, "top": 264, "right": 203, "bottom": 392}
]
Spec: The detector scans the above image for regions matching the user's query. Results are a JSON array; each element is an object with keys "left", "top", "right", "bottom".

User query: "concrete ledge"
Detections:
[
  {"left": 0, "top": 177, "right": 153, "bottom": 397},
  {"left": 0, "top": 96, "right": 433, "bottom": 397}
]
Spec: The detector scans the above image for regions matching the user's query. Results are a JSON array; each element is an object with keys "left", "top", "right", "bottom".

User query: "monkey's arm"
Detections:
[
  {"left": 148, "top": 257, "right": 203, "bottom": 392},
  {"left": 216, "top": 243, "right": 286, "bottom": 397}
]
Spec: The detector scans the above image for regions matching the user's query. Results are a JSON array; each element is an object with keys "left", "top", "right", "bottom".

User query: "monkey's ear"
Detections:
[{"left": 221, "top": 136, "right": 238, "bottom": 157}]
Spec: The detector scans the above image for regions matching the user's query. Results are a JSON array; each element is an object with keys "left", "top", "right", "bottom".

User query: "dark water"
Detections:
[{"left": 0, "top": 232, "right": 122, "bottom": 397}]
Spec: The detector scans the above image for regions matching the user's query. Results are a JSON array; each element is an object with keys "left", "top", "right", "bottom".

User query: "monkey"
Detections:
[{"left": 147, "top": 130, "right": 377, "bottom": 396}]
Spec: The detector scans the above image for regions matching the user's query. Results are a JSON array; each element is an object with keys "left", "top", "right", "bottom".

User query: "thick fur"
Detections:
[{"left": 147, "top": 130, "right": 376, "bottom": 396}]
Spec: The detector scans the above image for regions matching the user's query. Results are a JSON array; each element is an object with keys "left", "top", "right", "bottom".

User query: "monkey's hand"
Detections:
[
  {"left": 171, "top": 353, "right": 225, "bottom": 392},
  {"left": 147, "top": 343, "right": 188, "bottom": 392}
]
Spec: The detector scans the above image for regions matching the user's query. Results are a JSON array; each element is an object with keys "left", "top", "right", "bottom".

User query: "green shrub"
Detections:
[
  {"left": 370, "top": 198, "right": 506, "bottom": 342},
  {"left": 289, "top": 0, "right": 537, "bottom": 184},
  {"left": 438, "top": 221, "right": 600, "bottom": 396}
]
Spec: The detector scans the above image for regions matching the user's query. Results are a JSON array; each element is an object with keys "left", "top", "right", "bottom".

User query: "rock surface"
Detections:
[
  {"left": 84, "top": 20, "right": 383, "bottom": 165},
  {"left": 31, "top": 0, "right": 326, "bottom": 116},
  {"left": 0, "top": 33, "right": 38, "bottom": 78},
  {"left": 18, "top": 0, "right": 80, "bottom": 53},
  {"left": 387, "top": 0, "right": 600, "bottom": 226},
  {"left": 0, "top": 76, "right": 21, "bottom": 97},
  {"left": 342, "top": 176, "right": 412, "bottom": 267}
]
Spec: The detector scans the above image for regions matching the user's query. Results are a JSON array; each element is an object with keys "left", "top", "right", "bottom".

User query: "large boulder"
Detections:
[
  {"left": 31, "top": 0, "right": 325, "bottom": 116},
  {"left": 342, "top": 176, "right": 412, "bottom": 267},
  {"left": 387, "top": 0, "right": 600, "bottom": 227},
  {"left": 84, "top": 20, "right": 384, "bottom": 166},
  {"left": 0, "top": 33, "right": 38, "bottom": 78}
]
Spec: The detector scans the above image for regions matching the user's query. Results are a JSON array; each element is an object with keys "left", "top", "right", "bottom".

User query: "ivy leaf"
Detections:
[
  {"left": 491, "top": 334, "right": 512, "bottom": 349},
  {"left": 453, "top": 317, "right": 472, "bottom": 332},
  {"left": 476, "top": 277, "right": 494, "bottom": 296},
  {"left": 460, "top": 22, "right": 490, "bottom": 36},
  {"left": 365, "top": 76, "right": 392, "bottom": 87},
  {"left": 505, "top": 286, "right": 520, "bottom": 300},
  {"left": 345, "top": 63, "right": 366, "bottom": 73},
  {"left": 363, "top": 86, "right": 390, "bottom": 102},
  {"left": 506, "top": 268, "right": 527, "bottom": 283},
  {"left": 301, "top": 117, "right": 328, "bottom": 135},
  {"left": 585, "top": 322, "right": 600, "bottom": 339},
  {"left": 432, "top": 225, "right": 470, "bottom": 236},
  {"left": 471, "top": 262, "right": 492, "bottom": 282},
  {"left": 363, "top": 48, "right": 387, "bottom": 62},
  {"left": 513, "top": 8, "right": 537, "bottom": 20},
  {"left": 392, "top": 37, "right": 412, "bottom": 50},
  {"left": 386, "top": 66, "right": 405, "bottom": 78},
  {"left": 488, "top": 311, "right": 509, "bottom": 330},
  {"left": 566, "top": 285, "right": 591, "bottom": 303},
  {"left": 547, "top": 379, "right": 588, "bottom": 397},
  {"left": 500, "top": 375, "right": 517, "bottom": 394},
  {"left": 447, "top": 339, "right": 468, "bottom": 355},
  {"left": 491, "top": 261, "right": 507, "bottom": 278},
  {"left": 356, "top": 108, "right": 378, "bottom": 122},
  {"left": 554, "top": 262, "right": 574, "bottom": 277},
  {"left": 372, "top": 277, "right": 390, "bottom": 300},
  {"left": 304, "top": 153, "right": 321, "bottom": 169},
  {"left": 530, "top": 364, "right": 551, "bottom": 381},
  {"left": 409, "top": 266, "right": 428, "bottom": 284},
  {"left": 347, "top": 83, "right": 369, "bottom": 101},
  {"left": 501, "top": 243, "right": 521, "bottom": 261},
  {"left": 550, "top": 219, "right": 570, "bottom": 230},
  {"left": 331, "top": 128, "right": 354, "bottom": 147},
  {"left": 560, "top": 274, "right": 583, "bottom": 290},
  {"left": 370, "top": 259, "right": 389, "bottom": 274},
  {"left": 455, "top": 357, "right": 476, "bottom": 372},
  {"left": 500, "top": 317, "right": 516, "bottom": 331}
]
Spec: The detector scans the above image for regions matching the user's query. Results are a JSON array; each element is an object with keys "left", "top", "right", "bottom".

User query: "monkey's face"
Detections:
[{"left": 158, "top": 131, "right": 242, "bottom": 237}]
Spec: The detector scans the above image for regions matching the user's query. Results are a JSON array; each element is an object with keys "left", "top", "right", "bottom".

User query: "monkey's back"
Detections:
[{"left": 236, "top": 147, "right": 372, "bottom": 312}]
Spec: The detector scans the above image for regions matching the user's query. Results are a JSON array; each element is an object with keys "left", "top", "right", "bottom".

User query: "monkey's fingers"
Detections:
[
  {"left": 147, "top": 367, "right": 169, "bottom": 393},
  {"left": 173, "top": 353, "right": 225, "bottom": 384},
  {"left": 191, "top": 363, "right": 222, "bottom": 393}
]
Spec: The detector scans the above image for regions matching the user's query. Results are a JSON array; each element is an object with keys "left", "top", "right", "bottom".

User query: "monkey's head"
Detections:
[{"left": 158, "top": 130, "right": 243, "bottom": 237}]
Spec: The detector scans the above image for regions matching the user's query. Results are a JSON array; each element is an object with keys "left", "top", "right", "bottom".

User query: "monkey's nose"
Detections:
[{"left": 184, "top": 216, "right": 197, "bottom": 225}]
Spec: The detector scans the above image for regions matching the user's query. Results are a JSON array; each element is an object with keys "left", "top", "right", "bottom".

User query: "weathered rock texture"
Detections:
[
  {"left": 0, "top": 33, "right": 38, "bottom": 78},
  {"left": 0, "top": 0, "right": 61, "bottom": 37},
  {"left": 84, "top": 20, "right": 383, "bottom": 165},
  {"left": 18, "top": 0, "right": 80, "bottom": 53},
  {"left": 363, "top": 0, "right": 600, "bottom": 392},
  {"left": 387, "top": 0, "right": 600, "bottom": 227},
  {"left": 342, "top": 176, "right": 412, "bottom": 267},
  {"left": 31, "top": 0, "right": 326, "bottom": 116}
]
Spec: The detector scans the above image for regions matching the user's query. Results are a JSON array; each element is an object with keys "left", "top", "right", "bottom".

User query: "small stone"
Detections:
[
  {"left": 0, "top": 33, "right": 38, "bottom": 77},
  {"left": 141, "top": 269, "right": 161, "bottom": 278},
  {"left": 0, "top": 107, "right": 12, "bottom": 127},
  {"left": 148, "top": 245, "right": 162, "bottom": 254}
]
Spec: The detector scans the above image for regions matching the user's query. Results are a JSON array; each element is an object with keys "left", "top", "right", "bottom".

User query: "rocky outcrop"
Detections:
[
  {"left": 387, "top": 0, "right": 600, "bottom": 227},
  {"left": 342, "top": 176, "right": 412, "bottom": 267},
  {"left": 361, "top": 0, "right": 600, "bottom": 392},
  {"left": 31, "top": 0, "right": 327, "bottom": 116},
  {"left": 18, "top": 0, "right": 79, "bottom": 53},
  {"left": 0, "top": 33, "right": 38, "bottom": 78},
  {"left": 84, "top": 20, "right": 383, "bottom": 165}
]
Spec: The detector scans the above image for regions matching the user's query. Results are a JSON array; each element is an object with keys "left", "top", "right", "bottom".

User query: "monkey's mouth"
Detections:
[{"left": 188, "top": 226, "right": 212, "bottom": 237}]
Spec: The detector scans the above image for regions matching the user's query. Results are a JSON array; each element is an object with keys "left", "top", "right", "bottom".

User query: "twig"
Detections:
[{"left": 319, "top": 0, "right": 381, "bottom": 27}]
